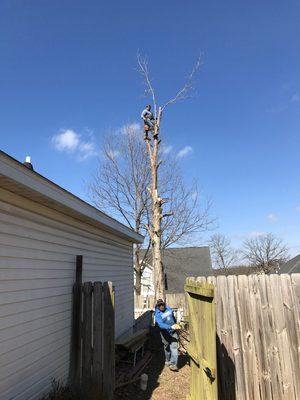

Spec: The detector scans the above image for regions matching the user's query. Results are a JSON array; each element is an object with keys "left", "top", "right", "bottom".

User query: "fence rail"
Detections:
[{"left": 198, "top": 273, "right": 300, "bottom": 400}]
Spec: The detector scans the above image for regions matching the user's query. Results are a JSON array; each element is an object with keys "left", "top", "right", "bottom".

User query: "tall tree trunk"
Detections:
[{"left": 146, "top": 107, "right": 165, "bottom": 300}]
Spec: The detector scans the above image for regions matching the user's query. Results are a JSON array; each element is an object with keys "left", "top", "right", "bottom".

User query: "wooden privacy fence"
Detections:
[
  {"left": 70, "top": 278, "right": 115, "bottom": 399},
  {"left": 199, "top": 273, "right": 300, "bottom": 400},
  {"left": 185, "top": 277, "right": 218, "bottom": 400}
]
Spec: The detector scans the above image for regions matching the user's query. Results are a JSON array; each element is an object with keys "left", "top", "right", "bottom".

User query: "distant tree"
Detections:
[
  {"left": 242, "top": 233, "right": 289, "bottom": 274},
  {"left": 209, "top": 233, "right": 238, "bottom": 271}
]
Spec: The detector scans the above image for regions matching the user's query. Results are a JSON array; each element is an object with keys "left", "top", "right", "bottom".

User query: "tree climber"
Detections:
[{"left": 141, "top": 104, "right": 155, "bottom": 139}]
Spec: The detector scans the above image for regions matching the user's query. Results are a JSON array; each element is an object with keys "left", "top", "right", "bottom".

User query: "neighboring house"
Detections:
[
  {"left": 139, "top": 246, "right": 213, "bottom": 297},
  {"left": 140, "top": 263, "right": 155, "bottom": 296},
  {"left": 279, "top": 254, "right": 300, "bottom": 274},
  {"left": 0, "top": 151, "right": 143, "bottom": 400}
]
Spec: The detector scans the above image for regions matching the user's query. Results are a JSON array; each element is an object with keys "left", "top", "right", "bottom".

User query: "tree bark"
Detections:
[{"left": 146, "top": 107, "right": 165, "bottom": 300}]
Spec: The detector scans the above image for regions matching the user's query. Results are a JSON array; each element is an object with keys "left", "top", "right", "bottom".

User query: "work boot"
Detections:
[
  {"left": 165, "top": 361, "right": 171, "bottom": 366},
  {"left": 169, "top": 364, "right": 179, "bottom": 372}
]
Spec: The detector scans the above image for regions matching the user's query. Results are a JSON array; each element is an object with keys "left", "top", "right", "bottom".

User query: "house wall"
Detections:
[{"left": 0, "top": 187, "right": 134, "bottom": 400}]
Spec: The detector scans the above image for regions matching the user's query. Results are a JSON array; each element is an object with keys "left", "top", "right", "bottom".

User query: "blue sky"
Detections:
[{"left": 1, "top": 0, "right": 300, "bottom": 255}]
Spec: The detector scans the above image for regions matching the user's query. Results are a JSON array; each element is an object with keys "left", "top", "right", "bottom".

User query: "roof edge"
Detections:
[{"left": 0, "top": 151, "right": 144, "bottom": 243}]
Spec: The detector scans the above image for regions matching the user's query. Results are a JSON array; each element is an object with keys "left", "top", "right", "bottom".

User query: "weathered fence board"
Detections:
[
  {"left": 70, "top": 255, "right": 82, "bottom": 382},
  {"left": 103, "top": 281, "right": 115, "bottom": 399},
  {"left": 195, "top": 273, "right": 300, "bottom": 400},
  {"left": 92, "top": 282, "right": 103, "bottom": 390},
  {"left": 82, "top": 282, "right": 93, "bottom": 384},
  {"left": 71, "top": 279, "right": 115, "bottom": 399}
]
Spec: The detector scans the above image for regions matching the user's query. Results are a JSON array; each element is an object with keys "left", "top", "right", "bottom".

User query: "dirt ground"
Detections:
[{"left": 114, "top": 350, "right": 190, "bottom": 400}]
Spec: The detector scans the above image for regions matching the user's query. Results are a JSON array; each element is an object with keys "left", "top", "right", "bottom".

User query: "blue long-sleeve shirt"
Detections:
[{"left": 154, "top": 306, "right": 176, "bottom": 333}]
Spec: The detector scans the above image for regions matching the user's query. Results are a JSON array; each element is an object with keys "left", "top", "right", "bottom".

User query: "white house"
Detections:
[
  {"left": 0, "top": 151, "right": 143, "bottom": 400},
  {"left": 140, "top": 264, "right": 155, "bottom": 297}
]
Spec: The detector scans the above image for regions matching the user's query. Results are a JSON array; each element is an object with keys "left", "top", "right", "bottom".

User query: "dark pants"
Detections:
[
  {"left": 160, "top": 330, "right": 178, "bottom": 366},
  {"left": 144, "top": 118, "right": 155, "bottom": 129}
]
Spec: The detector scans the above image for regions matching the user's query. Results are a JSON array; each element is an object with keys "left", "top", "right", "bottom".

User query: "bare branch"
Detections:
[
  {"left": 162, "top": 55, "right": 203, "bottom": 110},
  {"left": 137, "top": 54, "right": 158, "bottom": 118},
  {"left": 162, "top": 212, "right": 174, "bottom": 219}
]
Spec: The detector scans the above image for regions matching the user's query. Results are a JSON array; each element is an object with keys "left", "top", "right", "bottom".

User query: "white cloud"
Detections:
[
  {"left": 267, "top": 104, "right": 287, "bottom": 114},
  {"left": 232, "top": 231, "right": 265, "bottom": 241},
  {"left": 267, "top": 213, "right": 278, "bottom": 223},
  {"left": 121, "top": 122, "right": 141, "bottom": 135},
  {"left": 78, "top": 141, "right": 97, "bottom": 161},
  {"left": 51, "top": 129, "right": 98, "bottom": 161},
  {"left": 128, "top": 122, "right": 140, "bottom": 131},
  {"left": 162, "top": 145, "right": 173, "bottom": 155},
  {"left": 281, "top": 82, "right": 292, "bottom": 92},
  {"left": 291, "top": 93, "right": 300, "bottom": 102},
  {"left": 51, "top": 129, "right": 80, "bottom": 152},
  {"left": 248, "top": 231, "right": 265, "bottom": 238},
  {"left": 177, "top": 146, "right": 193, "bottom": 158},
  {"left": 80, "top": 142, "right": 94, "bottom": 153}
]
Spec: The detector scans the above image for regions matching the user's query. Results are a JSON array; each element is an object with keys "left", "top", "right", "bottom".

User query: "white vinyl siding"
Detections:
[{"left": 0, "top": 188, "right": 134, "bottom": 400}]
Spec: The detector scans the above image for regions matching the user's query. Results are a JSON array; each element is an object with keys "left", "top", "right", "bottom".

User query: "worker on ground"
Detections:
[
  {"left": 141, "top": 104, "right": 155, "bottom": 138},
  {"left": 154, "top": 299, "right": 180, "bottom": 372}
]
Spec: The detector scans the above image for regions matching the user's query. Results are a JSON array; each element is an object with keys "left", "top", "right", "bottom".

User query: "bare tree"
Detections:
[
  {"left": 89, "top": 125, "right": 150, "bottom": 295},
  {"left": 242, "top": 233, "right": 289, "bottom": 274},
  {"left": 137, "top": 54, "right": 203, "bottom": 299},
  {"left": 89, "top": 124, "right": 212, "bottom": 296},
  {"left": 209, "top": 233, "right": 238, "bottom": 271}
]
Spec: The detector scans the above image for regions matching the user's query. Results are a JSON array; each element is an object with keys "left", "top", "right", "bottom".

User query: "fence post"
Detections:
[
  {"left": 103, "top": 281, "right": 115, "bottom": 400},
  {"left": 93, "top": 282, "right": 103, "bottom": 391},
  {"left": 70, "top": 255, "right": 83, "bottom": 383},
  {"left": 82, "top": 282, "right": 93, "bottom": 385}
]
